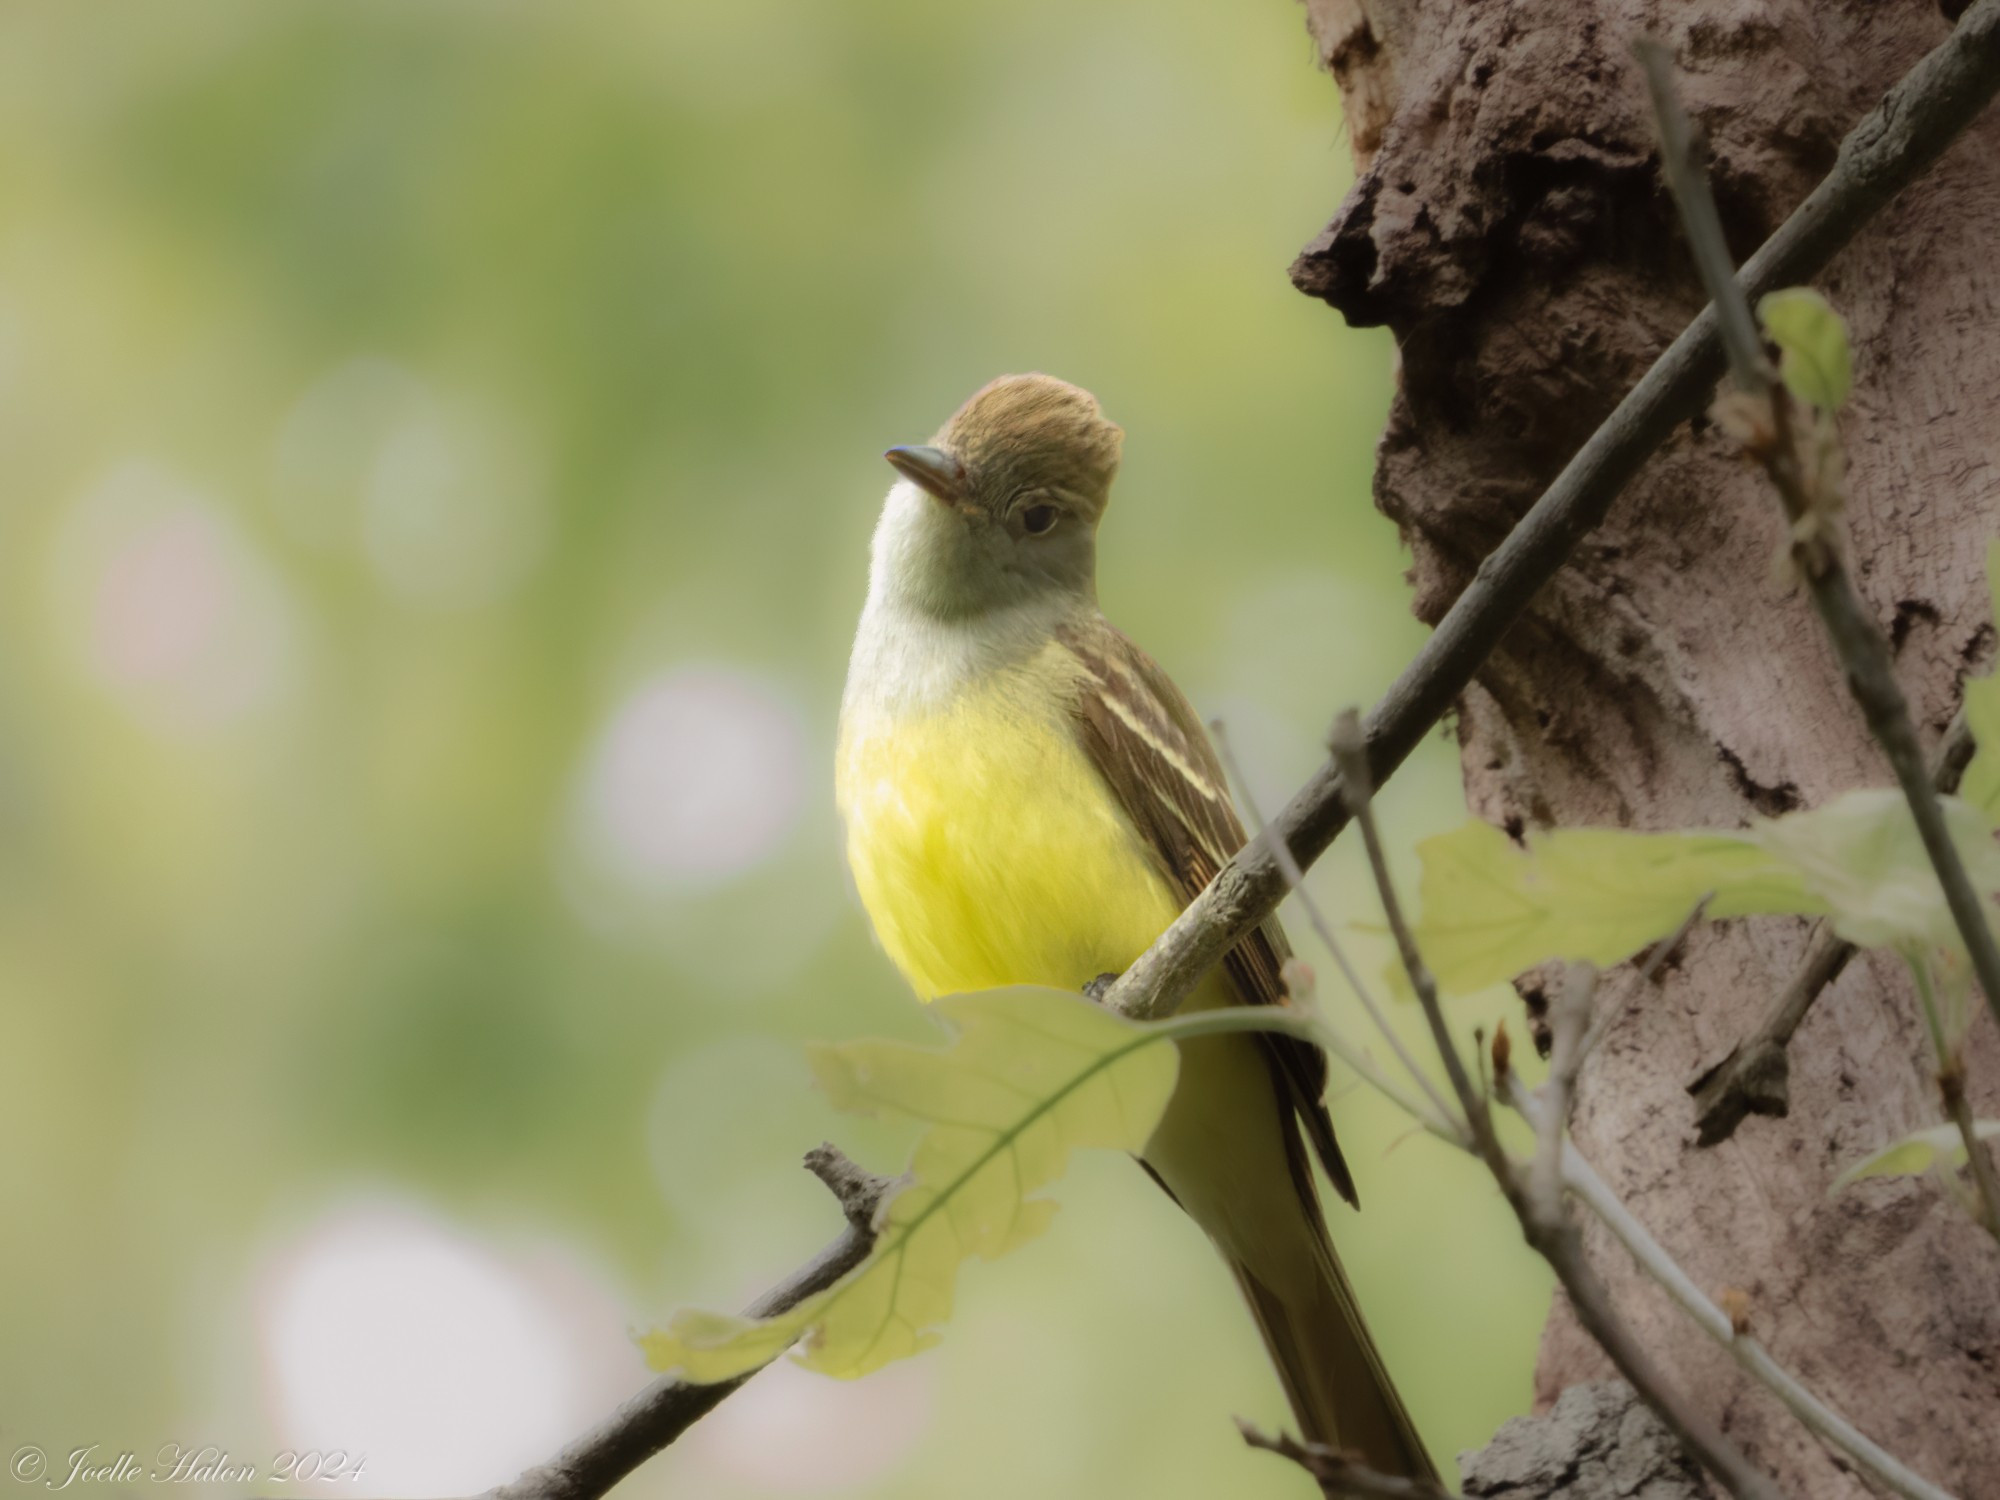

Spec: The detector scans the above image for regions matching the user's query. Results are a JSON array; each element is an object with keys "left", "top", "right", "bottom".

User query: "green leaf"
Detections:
[
  {"left": 1832, "top": 1119, "right": 2000, "bottom": 1191},
  {"left": 1410, "top": 790, "right": 2000, "bottom": 995},
  {"left": 1757, "top": 287, "right": 1852, "bottom": 410},
  {"left": 639, "top": 986, "right": 1179, "bottom": 1382},
  {"left": 1954, "top": 540, "right": 2000, "bottom": 819},
  {"left": 1748, "top": 788, "right": 2000, "bottom": 953},
  {"left": 1408, "top": 818, "right": 1811, "bottom": 996},
  {"left": 1989, "top": 537, "right": 2000, "bottom": 643},
  {"left": 1962, "top": 676, "right": 2000, "bottom": 820}
]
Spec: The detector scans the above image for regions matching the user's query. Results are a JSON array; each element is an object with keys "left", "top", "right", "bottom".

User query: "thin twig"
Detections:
[
  {"left": 1802, "top": 565, "right": 2000, "bottom": 1037},
  {"left": 1636, "top": 40, "right": 2000, "bottom": 1039},
  {"left": 1691, "top": 713, "right": 1975, "bottom": 1145},
  {"left": 1939, "top": 1072, "right": 2000, "bottom": 1240},
  {"left": 1172, "top": 980, "right": 1465, "bottom": 1142},
  {"left": 1639, "top": 42, "right": 2000, "bottom": 1236},
  {"left": 1910, "top": 959, "right": 2000, "bottom": 1242},
  {"left": 1329, "top": 711, "right": 1785, "bottom": 1500},
  {"left": 1329, "top": 713, "right": 1504, "bottom": 1174},
  {"left": 1239, "top": 1421, "right": 1464, "bottom": 1500},
  {"left": 1106, "top": 0, "right": 2000, "bottom": 1028},
  {"left": 1143, "top": 988, "right": 1959, "bottom": 1500},
  {"left": 1209, "top": 716, "right": 1465, "bottom": 1137},
  {"left": 1191, "top": 966, "right": 1956, "bottom": 1499},
  {"left": 485, "top": 1146, "right": 895, "bottom": 1500},
  {"left": 1287, "top": 963, "right": 1468, "bottom": 1141},
  {"left": 1515, "top": 1083, "right": 1961, "bottom": 1500},
  {"left": 1176, "top": 952, "right": 1963, "bottom": 1500},
  {"left": 1689, "top": 924, "right": 1857, "bottom": 1145},
  {"left": 1535, "top": 964, "right": 1599, "bottom": 1219}
]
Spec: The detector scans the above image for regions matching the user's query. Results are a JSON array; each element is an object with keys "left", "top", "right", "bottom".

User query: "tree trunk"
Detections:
[{"left": 1293, "top": 1, "right": 2000, "bottom": 1495}]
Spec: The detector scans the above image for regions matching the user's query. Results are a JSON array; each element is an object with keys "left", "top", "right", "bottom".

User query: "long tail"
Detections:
[
  {"left": 1141, "top": 1015, "right": 1436, "bottom": 1480},
  {"left": 1228, "top": 1222, "right": 1434, "bottom": 1479}
]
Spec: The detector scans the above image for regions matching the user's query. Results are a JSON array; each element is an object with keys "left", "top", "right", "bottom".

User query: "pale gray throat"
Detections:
[{"left": 843, "top": 483, "right": 1093, "bottom": 720}]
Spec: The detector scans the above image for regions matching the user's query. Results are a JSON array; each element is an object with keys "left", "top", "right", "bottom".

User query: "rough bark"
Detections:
[
  {"left": 1296, "top": 2, "right": 2000, "bottom": 1496},
  {"left": 1460, "top": 1383, "right": 1712, "bottom": 1500}
]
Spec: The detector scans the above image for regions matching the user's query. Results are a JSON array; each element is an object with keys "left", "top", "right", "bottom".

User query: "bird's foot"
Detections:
[{"left": 1082, "top": 971, "right": 1121, "bottom": 1004}]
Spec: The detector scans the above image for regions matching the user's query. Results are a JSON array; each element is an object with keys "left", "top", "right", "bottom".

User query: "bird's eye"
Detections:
[{"left": 1021, "top": 504, "right": 1059, "bottom": 535}]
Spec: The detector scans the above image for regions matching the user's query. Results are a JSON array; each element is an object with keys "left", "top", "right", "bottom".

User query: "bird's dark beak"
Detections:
[{"left": 884, "top": 445, "right": 966, "bottom": 505}]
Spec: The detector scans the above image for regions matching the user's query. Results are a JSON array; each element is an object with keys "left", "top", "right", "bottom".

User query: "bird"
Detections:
[{"left": 833, "top": 371, "right": 1433, "bottom": 1479}]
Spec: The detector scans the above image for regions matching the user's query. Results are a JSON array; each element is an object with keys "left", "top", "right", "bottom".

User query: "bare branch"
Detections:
[
  {"left": 1329, "top": 711, "right": 1785, "bottom": 1500},
  {"left": 1239, "top": 1421, "right": 1463, "bottom": 1500},
  {"left": 1691, "top": 713, "right": 1975, "bottom": 1145},
  {"left": 484, "top": 1146, "right": 895, "bottom": 1500},
  {"left": 1106, "top": 0, "right": 2000, "bottom": 1028}
]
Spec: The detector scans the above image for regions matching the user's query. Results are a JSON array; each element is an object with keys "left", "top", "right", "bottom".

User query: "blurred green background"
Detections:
[{"left": 0, "top": 2, "right": 1549, "bottom": 1496}]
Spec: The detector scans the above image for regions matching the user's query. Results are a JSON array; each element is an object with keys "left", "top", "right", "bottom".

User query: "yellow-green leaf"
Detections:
[
  {"left": 1832, "top": 1119, "right": 2000, "bottom": 1191},
  {"left": 639, "top": 986, "right": 1179, "bottom": 1383},
  {"left": 1989, "top": 537, "right": 2000, "bottom": 644},
  {"left": 1748, "top": 788, "right": 2000, "bottom": 953},
  {"left": 1409, "top": 790, "right": 2000, "bottom": 995},
  {"left": 1962, "top": 675, "right": 2000, "bottom": 819},
  {"left": 1408, "top": 817, "right": 1810, "bottom": 996},
  {"left": 1757, "top": 287, "right": 1852, "bottom": 410}
]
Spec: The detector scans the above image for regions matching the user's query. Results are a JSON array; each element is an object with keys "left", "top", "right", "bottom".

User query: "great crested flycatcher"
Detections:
[{"left": 835, "top": 373, "right": 1432, "bottom": 1478}]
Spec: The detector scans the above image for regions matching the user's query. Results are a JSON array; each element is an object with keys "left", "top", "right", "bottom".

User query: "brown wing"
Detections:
[{"left": 1055, "top": 615, "right": 1357, "bottom": 1209}]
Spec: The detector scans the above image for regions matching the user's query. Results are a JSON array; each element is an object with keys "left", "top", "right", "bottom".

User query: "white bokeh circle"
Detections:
[
  {"left": 256, "top": 1200, "right": 638, "bottom": 1498},
  {"left": 572, "top": 665, "right": 809, "bottom": 892}
]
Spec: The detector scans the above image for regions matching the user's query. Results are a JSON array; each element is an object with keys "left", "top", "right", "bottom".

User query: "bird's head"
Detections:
[{"left": 873, "top": 373, "right": 1123, "bottom": 620}]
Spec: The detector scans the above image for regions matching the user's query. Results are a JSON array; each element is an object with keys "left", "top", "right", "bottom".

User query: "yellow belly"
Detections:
[
  {"left": 836, "top": 653, "right": 1182, "bottom": 1001},
  {"left": 838, "top": 645, "right": 1318, "bottom": 1303}
]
